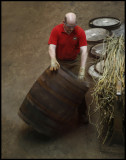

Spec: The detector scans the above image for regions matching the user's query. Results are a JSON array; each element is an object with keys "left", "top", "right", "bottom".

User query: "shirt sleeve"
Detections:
[
  {"left": 48, "top": 26, "right": 58, "bottom": 45},
  {"left": 79, "top": 29, "right": 87, "bottom": 47}
]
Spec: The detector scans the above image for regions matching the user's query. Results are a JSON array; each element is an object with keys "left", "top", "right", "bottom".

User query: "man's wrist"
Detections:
[{"left": 79, "top": 67, "right": 85, "bottom": 72}]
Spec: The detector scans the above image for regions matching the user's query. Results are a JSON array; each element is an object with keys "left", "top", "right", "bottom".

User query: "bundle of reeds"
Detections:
[{"left": 89, "top": 35, "right": 125, "bottom": 144}]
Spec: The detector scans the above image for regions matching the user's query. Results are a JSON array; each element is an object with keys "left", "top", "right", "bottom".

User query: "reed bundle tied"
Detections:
[{"left": 89, "top": 35, "right": 125, "bottom": 144}]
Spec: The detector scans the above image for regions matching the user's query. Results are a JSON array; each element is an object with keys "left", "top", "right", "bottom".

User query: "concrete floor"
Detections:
[{"left": 2, "top": 1, "right": 125, "bottom": 159}]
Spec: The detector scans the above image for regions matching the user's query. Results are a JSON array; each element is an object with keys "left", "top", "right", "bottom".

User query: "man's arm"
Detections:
[
  {"left": 49, "top": 44, "right": 60, "bottom": 71},
  {"left": 49, "top": 44, "right": 56, "bottom": 59},
  {"left": 80, "top": 46, "right": 88, "bottom": 68},
  {"left": 78, "top": 46, "right": 88, "bottom": 80}
]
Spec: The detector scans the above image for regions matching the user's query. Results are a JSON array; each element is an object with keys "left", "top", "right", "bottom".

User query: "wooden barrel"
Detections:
[
  {"left": 94, "top": 60, "right": 105, "bottom": 74},
  {"left": 90, "top": 43, "right": 107, "bottom": 59},
  {"left": 111, "top": 23, "right": 125, "bottom": 37},
  {"left": 88, "top": 64, "right": 102, "bottom": 79},
  {"left": 18, "top": 66, "right": 89, "bottom": 136},
  {"left": 85, "top": 28, "right": 112, "bottom": 45},
  {"left": 89, "top": 17, "right": 121, "bottom": 30}
]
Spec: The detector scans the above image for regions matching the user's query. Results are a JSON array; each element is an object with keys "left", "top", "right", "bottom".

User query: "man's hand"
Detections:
[
  {"left": 50, "top": 58, "right": 60, "bottom": 71},
  {"left": 78, "top": 67, "right": 85, "bottom": 80}
]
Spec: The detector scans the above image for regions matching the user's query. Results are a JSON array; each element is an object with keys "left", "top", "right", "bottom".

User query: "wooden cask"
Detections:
[{"left": 18, "top": 66, "right": 89, "bottom": 136}]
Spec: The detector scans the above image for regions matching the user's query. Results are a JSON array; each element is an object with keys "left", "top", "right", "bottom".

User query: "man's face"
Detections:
[{"left": 64, "top": 22, "right": 76, "bottom": 34}]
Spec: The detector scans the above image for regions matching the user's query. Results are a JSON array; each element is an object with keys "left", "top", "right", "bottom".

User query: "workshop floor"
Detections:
[{"left": 2, "top": 1, "right": 125, "bottom": 159}]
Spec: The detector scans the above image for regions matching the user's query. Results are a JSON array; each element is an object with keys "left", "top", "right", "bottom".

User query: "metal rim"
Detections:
[{"left": 89, "top": 17, "right": 121, "bottom": 30}]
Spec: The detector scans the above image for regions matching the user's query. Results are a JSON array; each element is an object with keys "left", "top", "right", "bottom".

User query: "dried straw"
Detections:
[{"left": 88, "top": 35, "right": 125, "bottom": 144}]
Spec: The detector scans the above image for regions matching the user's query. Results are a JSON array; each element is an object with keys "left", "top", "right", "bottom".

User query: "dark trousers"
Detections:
[
  {"left": 78, "top": 97, "right": 88, "bottom": 116},
  {"left": 57, "top": 54, "right": 81, "bottom": 76}
]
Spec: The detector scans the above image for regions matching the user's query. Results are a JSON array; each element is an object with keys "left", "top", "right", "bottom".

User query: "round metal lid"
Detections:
[
  {"left": 85, "top": 28, "right": 110, "bottom": 42},
  {"left": 89, "top": 17, "right": 121, "bottom": 29}
]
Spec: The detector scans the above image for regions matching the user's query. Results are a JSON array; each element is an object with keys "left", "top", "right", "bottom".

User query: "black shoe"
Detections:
[{"left": 79, "top": 114, "right": 89, "bottom": 124}]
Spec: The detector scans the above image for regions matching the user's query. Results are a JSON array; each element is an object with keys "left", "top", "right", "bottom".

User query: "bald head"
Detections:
[{"left": 65, "top": 12, "right": 77, "bottom": 25}]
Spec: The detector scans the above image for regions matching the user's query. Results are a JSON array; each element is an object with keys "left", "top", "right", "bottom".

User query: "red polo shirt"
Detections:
[{"left": 48, "top": 24, "right": 87, "bottom": 60}]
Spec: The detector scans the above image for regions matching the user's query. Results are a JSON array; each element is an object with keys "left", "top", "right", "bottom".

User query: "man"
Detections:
[
  {"left": 48, "top": 12, "right": 88, "bottom": 80},
  {"left": 48, "top": 12, "right": 89, "bottom": 124}
]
